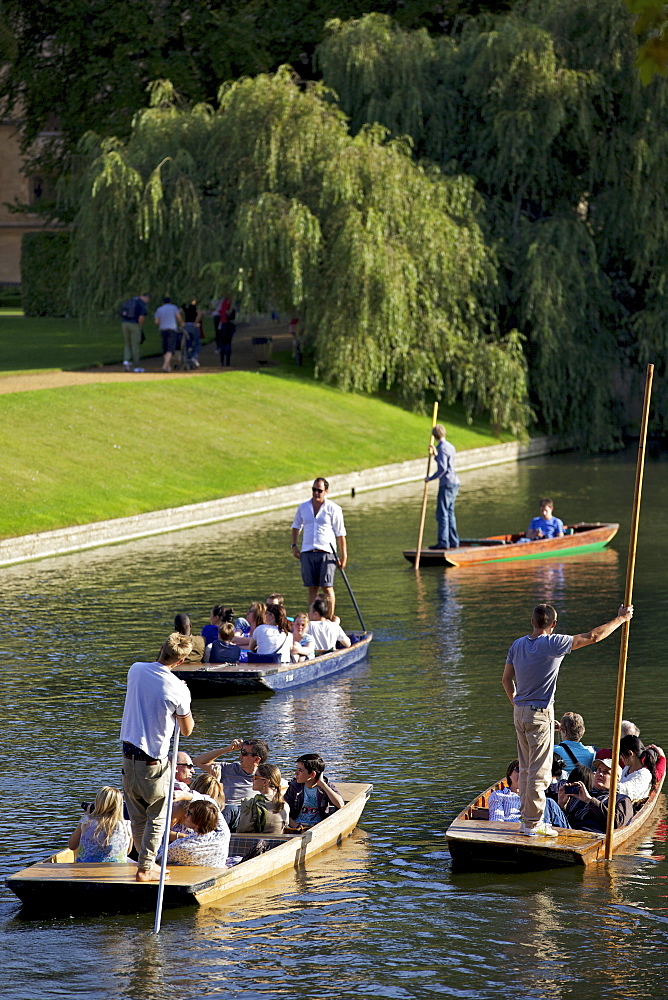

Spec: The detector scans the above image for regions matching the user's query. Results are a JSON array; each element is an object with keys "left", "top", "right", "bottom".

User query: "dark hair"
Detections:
[
  {"left": 532, "top": 604, "right": 557, "bottom": 629},
  {"left": 620, "top": 735, "right": 658, "bottom": 791},
  {"left": 569, "top": 764, "right": 594, "bottom": 791},
  {"left": 218, "top": 621, "right": 235, "bottom": 641},
  {"left": 174, "top": 613, "right": 190, "bottom": 634},
  {"left": 163, "top": 296, "right": 171, "bottom": 303},
  {"left": 243, "top": 738, "right": 270, "bottom": 763},
  {"left": 506, "top": 759, "right": 519, "bottom": 786},
  {"left": 313, "top": 477, "right": 329, "bottom": 491},
  {"left": 539, "top": 497, "right": 554, "bottom": 509},
  {"left": 265, "top": 604, "right": 290, "bottom": 633},
  {"left": 311, "top": 596, "right": 329, "bottom": 618},
  {"left": 551, "top": 752, "right": 565, "bottom": 778},
  {"left": 211, "top": 604, "right": 235, "bottom": 624},
  {"left": 297, "top": 753, "right": 325, "bottom": 778},
  {"left": 186, "top": 799, "right": 218, "bottom": 835},
  {"left": 266, "top": 593, "right": 285, "bottom": 606}
]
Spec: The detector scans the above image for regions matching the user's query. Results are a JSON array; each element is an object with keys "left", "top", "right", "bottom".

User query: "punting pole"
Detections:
[
  {"left": 414, "top": 402, "right": 439, "bottom": 570},
  {"left": 330, "top": 543, "right": 366, "bottom": 631},
  {"left": 604, "top": 363, "right": 653, "bottom": 861},
  {"left": 153, "top": 720, "right": 180, "bottom": 933}
]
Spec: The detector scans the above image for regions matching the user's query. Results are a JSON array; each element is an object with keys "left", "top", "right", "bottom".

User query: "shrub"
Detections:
[{"left": 21, "top": 231, "right": 73, "bottom": 316}]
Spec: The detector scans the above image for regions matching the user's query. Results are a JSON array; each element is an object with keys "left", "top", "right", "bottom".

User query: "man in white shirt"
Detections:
[
  {"left": 120, "top": 633, "right": 195, "bottom": 881},
  {"left": 291, "top": 477, "right": 347, "bottom": 615},
  {"left": 154, "top": 296, "right": 183, "bottom": 372}
]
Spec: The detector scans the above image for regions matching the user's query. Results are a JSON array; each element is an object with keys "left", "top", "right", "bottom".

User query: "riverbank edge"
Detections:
[{"left": 0, "top": 436, "right": 560, "bottom": 567}]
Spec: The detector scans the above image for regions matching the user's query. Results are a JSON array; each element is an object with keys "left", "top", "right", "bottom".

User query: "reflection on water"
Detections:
[{"left": 1, "top": 451, "right": 668, "bottom": 999}]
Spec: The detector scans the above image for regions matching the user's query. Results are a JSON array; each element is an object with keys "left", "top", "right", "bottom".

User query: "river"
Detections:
[{"left": 1, "top": 450, "right": 667, "bottom": 999}]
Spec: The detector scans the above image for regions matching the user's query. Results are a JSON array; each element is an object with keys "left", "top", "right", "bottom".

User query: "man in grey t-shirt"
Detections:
[
  {"left": 193, "top": 737, "right": 270, "bottom": 829},
  {"left": 502, "top": 602, "right": 633, "bottom": 837}
]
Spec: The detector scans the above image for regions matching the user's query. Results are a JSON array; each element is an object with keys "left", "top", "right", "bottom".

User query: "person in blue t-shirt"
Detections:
[
  {"left": 526, "top": 497, "right": 565, "bottom": 540},
  {"left": 502, "top": 602, "right": 633, "bottom": 839}
]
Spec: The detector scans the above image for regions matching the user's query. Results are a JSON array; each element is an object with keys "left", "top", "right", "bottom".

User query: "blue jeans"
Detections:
[
  {"left": 544, "top": 797, "right": 570, "bottom": 828},
  {"left": 436, "top": 483, "right": 460, "bottom": 548}
]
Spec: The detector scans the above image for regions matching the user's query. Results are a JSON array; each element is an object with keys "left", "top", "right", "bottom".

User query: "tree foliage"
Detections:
[
  {"left": 317, "top": 2, "right": 668, "bottom": 446},
  {"left": 68, "top": 71, "right": 530, "bottom": 432}
]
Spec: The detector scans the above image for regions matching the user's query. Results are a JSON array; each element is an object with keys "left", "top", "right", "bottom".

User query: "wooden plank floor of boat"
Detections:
[
  {"left": 11, "top": 861, "right": 225, "bottom": 887},
  {"left": 447, "top": 818, "right": 601, "bottom": 848}
]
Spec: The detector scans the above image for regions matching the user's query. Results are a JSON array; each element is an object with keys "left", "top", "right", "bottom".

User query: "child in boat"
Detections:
[
  {"left": 205, "top": 621, "right": 241, "bottom": 663},
  {"left": 291, "top": 612, "right": 315, "bottom": 661},
  {"left": 488, "top": 759, "right": 569, "bottom": 828},
  {"left": 525, "top": 497, "right": 564, "bottom": 540},
  {"left": 233, "top": 602, "right": 267, "bottom": 646},
  {"left": 68, "top": 786, "right": 132, "bottom": 863},
  {"left": 285, "top": 753, "right": 344, "bottom": 829},
  {"left": 166, "top": 799, "right": 230, "bottom": 867},
  {"left": 237, "top": 763, "right": 290, "bottom": 834},
  {"left": 307, "top": 597, "right": 351, "bottom": 651}
]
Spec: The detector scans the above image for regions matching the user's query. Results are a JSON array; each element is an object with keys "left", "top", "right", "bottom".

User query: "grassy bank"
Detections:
[{"left": 0, "top": 370, "right": 514, "bottom": 538}]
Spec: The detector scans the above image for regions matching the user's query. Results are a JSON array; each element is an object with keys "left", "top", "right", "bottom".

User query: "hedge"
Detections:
[{"left": 21, "top": 231, "right": 73, "bottom": 316}]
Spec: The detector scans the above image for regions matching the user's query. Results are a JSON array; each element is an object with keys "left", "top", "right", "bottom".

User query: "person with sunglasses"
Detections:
[
  {"left": 291, "top": 477, "right": 347, "bottom": 616},
  {"left": 193, "top": 737, "right": 270, "bottom": 831}
]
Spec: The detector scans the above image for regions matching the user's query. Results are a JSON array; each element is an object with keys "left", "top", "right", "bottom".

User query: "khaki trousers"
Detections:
[
  {"left": 122, "top": 756, "right": 171, "bottom": 871},
  {"left": 122, "top": 322, "right": 142, "bottom": 369},
  {"left": 513, "top": 704, "right": 554, "bottom": 828}
]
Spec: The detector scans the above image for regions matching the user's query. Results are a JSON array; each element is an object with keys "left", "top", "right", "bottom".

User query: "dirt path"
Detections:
[{"left": 0, "top": 319, "right": 293, "bottom": 394}]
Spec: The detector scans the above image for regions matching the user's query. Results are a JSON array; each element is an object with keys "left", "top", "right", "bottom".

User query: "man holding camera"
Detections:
[{"left": 502, "top": 602, "right": 633, "bottom": 838}]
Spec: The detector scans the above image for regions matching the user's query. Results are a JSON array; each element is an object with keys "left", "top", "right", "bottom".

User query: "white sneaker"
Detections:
[
  {"left": 123, "top": 361, "right": 132, "bottom": 370},
  {"left": 133, "top": 367, "right": 145, "bottom": 373},
  {"left": 519, "top": 821, "right": 559, "bottom": 838}
]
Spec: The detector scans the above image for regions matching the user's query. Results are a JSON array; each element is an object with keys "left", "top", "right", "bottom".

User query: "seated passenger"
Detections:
[
  {"left": 285, "top": 753, "right": 344, "bottom": 829},
  {"left": 205, "top": 621, "right": 241, "bottom": 663},
  {"left": 291, "top": 612, "right": 315, "bottom": 662},
  {"left": 238, "top": 763, "right": 290, "bottom": 834},
  {"left": 201, "top": 604, "right": 234, "bottom": 645},
  {"left": 618, "top": 736, "right": 663, "bottom": 802},
  {"left": 174, "top": 751, "right": 196, "bottom": 792},
  {"left": 488, "top": 759, "right": 569, "bottom": 828},
  {"left": 249, "top": 604, "right": 292, "bottom": 662},
  {"left": 171, "top": 773, "right": 227, "bottom": 837},
  {"left": 193, "top": 738, "right": 270, "bottom": 830},
  {"left": 173, "top": 613, "right": 205, "bottom": 663},
  {"left": 68, "top": 786, "right": 132, "bottom": 863},
  {"left": 166, "top": 800, "right": 230, "bottom": 867},
  {"left": 233, "top": 602, "right": 267, "bottom": 646},
  {"left": 266, "top": 593, "right": 285, "bottom": 607},
  {"left": 555, "top": 712, "right": 596, "bottom": 772},
  {"left": 307, "top": 597, "right": 351, "bottom": 651},
  {"left": 525, "top": 497, "right": 564, "bottom": 540},
  {"left": 557, "top": 758, "right": 633, "bottom": 832}
]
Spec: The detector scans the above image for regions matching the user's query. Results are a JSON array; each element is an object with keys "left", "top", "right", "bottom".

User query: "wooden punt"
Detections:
[
  {"left": 403, "top": 521, "right": 619, "bottom": 567},
  {"left": 5, "top": 781, "right": 372, "bottom": 916},
  {"left": 173, "top": 631, "right": 372, "bottom": 697},
  {"left": 446, "top": 773, "right": 665, "bottom": 870}
]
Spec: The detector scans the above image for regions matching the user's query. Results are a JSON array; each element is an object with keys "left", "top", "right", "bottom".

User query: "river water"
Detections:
[{"left": 1, "top": 451, "right": 667, "bottom": 1000}]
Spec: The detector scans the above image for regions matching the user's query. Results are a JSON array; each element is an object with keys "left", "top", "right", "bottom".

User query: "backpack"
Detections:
[{"left": 119, "top": 298, "right": 136, "bottom": 321}]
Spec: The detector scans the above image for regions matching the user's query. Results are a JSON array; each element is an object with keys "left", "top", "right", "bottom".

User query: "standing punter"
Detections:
[
  {"left": 120, "top": 633, "right": 195, "bottom": 882},
  {"left": 425, "top": 424, "right": 460, "bottom": 550},
  {"left": 502, "top": 603, "right": 633, "bottom": 838},
  {"left": 292, "top": 477, "right": 347, "bottom": 616}
]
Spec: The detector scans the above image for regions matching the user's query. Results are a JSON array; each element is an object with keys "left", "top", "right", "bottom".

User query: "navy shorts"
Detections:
[
  {"left": 160, "top": 329, "right": 178, "bottom": 354},
  {"left": 300, "top": 549, "right": 336, "bottom": 588}
]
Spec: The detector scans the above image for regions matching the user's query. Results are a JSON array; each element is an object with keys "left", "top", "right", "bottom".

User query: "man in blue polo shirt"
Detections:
[
  {"left": 502, "top": 602, "right": 633, "bottom": 838},
  {"left": 121, "top": 293, "right": 149, "bottom": 372}
]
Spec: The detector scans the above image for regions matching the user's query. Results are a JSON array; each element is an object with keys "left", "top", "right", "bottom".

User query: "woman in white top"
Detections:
[
  {"left": 291, "top": 612, "right": 316, "bottom": 662},
  {"left": 308, "top": 596, "right": 351, "bottom": 651},
  {"left": 618, "top": 735, "right": 661, "bottom": 802},
  {"left": 249, "top": 604, "right": 292, "bottom": 662}
]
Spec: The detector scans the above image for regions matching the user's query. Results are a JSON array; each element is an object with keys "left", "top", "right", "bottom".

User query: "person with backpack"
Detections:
[{"left": 120, "top": 294, "right": 150, "bottom": 372}]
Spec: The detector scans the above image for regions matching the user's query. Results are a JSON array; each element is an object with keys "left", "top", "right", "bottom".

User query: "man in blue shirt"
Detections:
[
  {"left": 121, "top": 293, "right": 149, "bottom": 372},
  {"left": 425, "top": 424, "right": 461, "bottom": 550},
  {"left": 502, "top": 602, "right": 633, "bottom": 837},
  {"left": 526, "top": 497, "right": 564, "bottom": 540}
]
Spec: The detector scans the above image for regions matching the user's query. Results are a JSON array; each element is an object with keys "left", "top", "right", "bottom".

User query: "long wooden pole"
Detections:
[
  {"left": 154, "top": 721, "right": 180, "bottom": 933},
  {"left": 414, "top": 402, "right": 439, "bottom": 570},
  {"left": 604, "top": 363, "right": 653, "bottom": 860}
]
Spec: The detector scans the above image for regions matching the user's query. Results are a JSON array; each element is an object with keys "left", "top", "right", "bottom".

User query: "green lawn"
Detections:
[
  {"left": 0, "top": 372, "right": 514, "bottom": 538},
  {"left": 0, "top": 313, "right": 149, "bottom": 373}
]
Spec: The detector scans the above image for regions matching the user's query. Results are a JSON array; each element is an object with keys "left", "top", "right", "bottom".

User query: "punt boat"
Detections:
[
  {"left": 173, "top": 631, "right": 372, "bottom": 697},
  {"left": 6, "top": 781, "right": 372, "bottom": 916},
  {"left": 403, "top": 521, "right": 619, "bottom": 567},
  {"left": 446, "top": 773, "right": 664, "bottom": 870}
]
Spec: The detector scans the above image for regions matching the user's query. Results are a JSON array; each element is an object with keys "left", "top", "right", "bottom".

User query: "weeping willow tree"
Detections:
[
  {"left": 317, "top": 1, "right": 668, "bottom": 446},
  {"left": 67, "top": 70, "right": 531, "bottom": 432}
]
